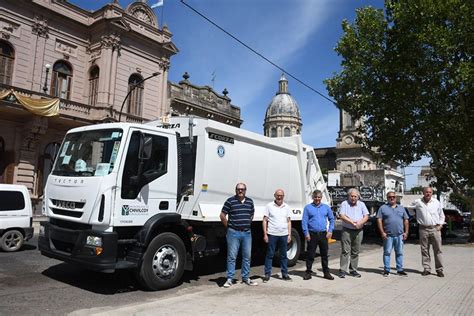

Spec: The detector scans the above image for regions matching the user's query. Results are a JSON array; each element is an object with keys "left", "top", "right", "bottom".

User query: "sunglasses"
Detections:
[
  {"left": 387, "top": 196, "right": 396, "bottom": 199},
  {"left": 236, "top": 188, "right": 246, "bottom": 191}
]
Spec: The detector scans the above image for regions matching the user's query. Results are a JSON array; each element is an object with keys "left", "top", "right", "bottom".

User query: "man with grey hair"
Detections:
[
  {"left": 413, "top": 187, "right": 445, "bottom": 277},
  {"left": 338, "top": 188, "right": 369, "bottom": 278},
  {"left": 262, "top": 189, "right": 292, "bottom": 282}
]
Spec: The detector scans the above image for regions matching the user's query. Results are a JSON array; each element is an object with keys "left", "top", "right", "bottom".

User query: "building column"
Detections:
[
  {"left": 96, "top": 35, "right": 115, "bottom": 107},
  {"left": 15, "top": 117, "right": 48, "bottom": 197},
  {"left": 108, "top": 37, "right": 121, "bottom": 108},
  {"left": 158, "top": 58, "right": 170, "bottom": 118}
]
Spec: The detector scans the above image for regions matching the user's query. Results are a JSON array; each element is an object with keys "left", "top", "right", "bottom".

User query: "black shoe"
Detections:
[
  {"left": 303, "top": 271, "right": 312, "bottom": 280},
  {"left": 338, "top": 271, "right": 346, "bottom": 278},
  {"left": 421, "top": 270, "right": 431, "bottom": 276},
  {"left": 383, "top": 271, "right": 390, "bottom": 277},
  {"left": 397, "top": 271, "right": 407, "bottom": 276},
  {"left": 262, "top": 275, "right": 270, "bottom": 283},
  {"left": 282, "top": 274, "right": 292, "bottom": 281},
  {"left": 323, "top": 272, "right": 334, "bottom": 280},
  {"left": 350, "top": 271, "right": 361, "bottom": 278},
  {"left": 437, "top": 271, "right": 444, "bottom": 278}
]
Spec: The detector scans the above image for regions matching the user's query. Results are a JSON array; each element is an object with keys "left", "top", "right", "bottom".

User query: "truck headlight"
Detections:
[{"left": 86, "top": 236, "right": 103, "bottom": 247}]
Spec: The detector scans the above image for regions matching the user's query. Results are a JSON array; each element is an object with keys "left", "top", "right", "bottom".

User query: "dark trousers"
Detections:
[{"left": 306, "top": 231, "right": 329, "bottom": 273}]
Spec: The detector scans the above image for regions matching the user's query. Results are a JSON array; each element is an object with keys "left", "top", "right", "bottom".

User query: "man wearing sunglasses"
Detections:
[
  {"left": 376, "top": 191, "right": 409, "bottom": 277},
  {"left": 220, "top": 183, "right": 258, "bottom": 288}
]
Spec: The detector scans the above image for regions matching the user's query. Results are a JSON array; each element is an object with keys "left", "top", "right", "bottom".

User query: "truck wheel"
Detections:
[
  {"left": 287, "top": 228, "right": 301, "bottom": 267},
  {"left": 1, "top": 229, "right": 24, "bottom": 252},
  {"left": 136, "top": 232, "right": 186, "bottom": 291}
]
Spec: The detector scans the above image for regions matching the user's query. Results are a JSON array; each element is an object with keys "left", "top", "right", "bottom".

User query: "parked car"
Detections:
[
  {"left": 0, "top": 184, "right": 34, "bottom": 252},
  {"left": 443, "top": 209, "right": 464, "bottom": 229}
]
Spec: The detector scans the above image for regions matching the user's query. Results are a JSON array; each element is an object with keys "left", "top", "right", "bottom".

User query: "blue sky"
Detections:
[{"left": 70, "top": 0, "right": 425, "bottom": 188}]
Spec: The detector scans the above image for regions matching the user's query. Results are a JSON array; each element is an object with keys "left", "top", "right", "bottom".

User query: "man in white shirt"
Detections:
[
  {"left": 262, "top": 189, "right": 292, "bottom": 282},
  {"left": 414, "top": 187, "right": 445, "bottom": 277}
]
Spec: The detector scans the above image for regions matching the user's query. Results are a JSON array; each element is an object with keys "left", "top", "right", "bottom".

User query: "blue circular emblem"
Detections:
[{"left": 217, "top": 145, "right": 225, "bottom": 157}]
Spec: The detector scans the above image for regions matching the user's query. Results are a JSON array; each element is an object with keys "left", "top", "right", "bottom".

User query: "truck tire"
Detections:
[
  {"left": 1, "top": 229, "right": 24, "bottom": 252},
  {"left": 136, "top": 232, "right": 186, "bottom": 291},
  {"left": 287, "top": 228, "right": 301, "bottom": 267}
]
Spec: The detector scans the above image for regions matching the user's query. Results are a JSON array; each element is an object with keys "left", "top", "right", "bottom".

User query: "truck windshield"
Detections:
[{"left": 51, "top": 129, "right": 123, "bottom": 177}]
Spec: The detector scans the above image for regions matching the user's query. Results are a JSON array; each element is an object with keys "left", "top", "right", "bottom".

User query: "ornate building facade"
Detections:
[
  {"left": 169, "top": 72, "right": 242, "bottom": 127},
  {"left": 263, "top": 74, "right": 302, "bottom": 137},
  {"left": 0, "top": 0, "right": 241, "bottom": 211}
]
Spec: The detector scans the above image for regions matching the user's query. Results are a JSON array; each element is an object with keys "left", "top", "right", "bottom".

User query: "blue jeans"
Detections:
[
  {"left": 226, "top": 228, "right": 252, "bottom": 281},
  {"left": 264, "top": 234, "right": 288, "bottom": 276},
  {"left": 383, "top": 235, "right": 404, "bottom": 272}
]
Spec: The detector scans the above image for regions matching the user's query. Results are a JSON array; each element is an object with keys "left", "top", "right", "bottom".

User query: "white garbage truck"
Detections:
[{"left": 39, "top": 116, "right": 330, "bottom": 290}]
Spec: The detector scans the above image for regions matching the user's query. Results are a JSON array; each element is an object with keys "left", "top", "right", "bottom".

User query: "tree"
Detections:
[{"left": 325, "top": 0, "right": 474, "bottom": 238}]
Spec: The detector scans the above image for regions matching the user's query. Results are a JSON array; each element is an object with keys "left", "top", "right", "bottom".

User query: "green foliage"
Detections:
[
  {"left": 325, "top": 0, "right": 473, "bottom": 197},
  {"left": 410, "top": 186, "right": 424, "bottom": 194}
]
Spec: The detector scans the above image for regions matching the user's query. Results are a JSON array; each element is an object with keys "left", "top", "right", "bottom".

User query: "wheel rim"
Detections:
[
  {"left": 152, "top": 244, "right": 179, "bottom": 279},
  {"left": 4, "top": 231, "right": 22, "bottom": 250},
  {"left": 287, "top": 237, "right": 297, "bottom": 260}
]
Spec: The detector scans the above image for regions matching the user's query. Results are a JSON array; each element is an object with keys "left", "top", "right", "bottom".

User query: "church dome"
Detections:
[
  {"left": 265, "top": 74, "right": 301, "bottom": 119},
  {"left": 263, "top": 74, "right": 302, "bottom": 138}
]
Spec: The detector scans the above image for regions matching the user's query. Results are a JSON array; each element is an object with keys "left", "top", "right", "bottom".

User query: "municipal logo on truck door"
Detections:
[
  {"left": 122, "top": 205, "right": 130, "bottom": 215},
  {"left": 122, "top": 205, "right": 148, "bottom": 216}
]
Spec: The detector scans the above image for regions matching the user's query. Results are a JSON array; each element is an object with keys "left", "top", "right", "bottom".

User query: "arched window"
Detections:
[
  {"left": 51, "top": 60, "right": 72, "bottom": 99},
  {"left": 88, "top": 66, "right": 99, "bottom": 106},
  {"left": 127, "top": 74, "right": 144, "bottom": 116},
  {"left": 284, "top": 127, "right": 291, "bottom": 137},
  {"left": 270, "top": 127, "right": 277, "bottom": 137},
  {"left": 0, "top": 41, "right": 14, "bottom": 85}
]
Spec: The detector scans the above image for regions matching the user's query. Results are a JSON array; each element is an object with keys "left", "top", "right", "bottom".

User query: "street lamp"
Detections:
[
  {"left": 43, "top": 64, "right": 51, "bottom": 94},
  {"left": 118, "top": 72, "right": 160, "bottom": 122}
]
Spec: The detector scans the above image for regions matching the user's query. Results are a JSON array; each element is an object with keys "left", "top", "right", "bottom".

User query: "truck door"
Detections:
[{"left": 115, "top": 129, "right": 177, "bottom": 226}]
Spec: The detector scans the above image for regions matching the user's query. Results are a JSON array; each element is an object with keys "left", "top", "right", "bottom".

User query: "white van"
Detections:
[{"left": 0, "top": 184, "right": 34, "bottom": 252}]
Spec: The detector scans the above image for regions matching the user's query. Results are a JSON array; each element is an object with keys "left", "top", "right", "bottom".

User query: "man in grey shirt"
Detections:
[{"left": 377, "top": 191, "right": 409, "bottom": 277}]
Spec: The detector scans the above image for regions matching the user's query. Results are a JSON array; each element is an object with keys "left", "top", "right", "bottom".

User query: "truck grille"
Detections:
[
  {"left": 51, "top": 208, "right": 83, "bottom": 218},
  {"left": 50, "top": 199, "right": 85, "bottom": 219}
]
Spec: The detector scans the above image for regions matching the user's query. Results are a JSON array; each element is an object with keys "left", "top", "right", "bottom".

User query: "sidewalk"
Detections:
[{"left": 71, "top": 243, "right": 474, "bottom": 316}]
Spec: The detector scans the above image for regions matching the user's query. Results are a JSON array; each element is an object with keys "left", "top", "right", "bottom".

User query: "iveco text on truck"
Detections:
[{"left": 39, "top": 117, "right": 330, "bottom": 290}]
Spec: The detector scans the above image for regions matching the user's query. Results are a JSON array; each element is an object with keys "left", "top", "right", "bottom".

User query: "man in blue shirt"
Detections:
[
  {"left": 302, "top": 190, "right": 335, "bottom": 280},
  {"left": 338, "top": 188, "right": 369, "bottom": 278},
  {"left": 377, "top": 191, "right": 409, "bottom": 276},
  {"left": 220, "top": 183, "right": 258, "bottom": 288}
]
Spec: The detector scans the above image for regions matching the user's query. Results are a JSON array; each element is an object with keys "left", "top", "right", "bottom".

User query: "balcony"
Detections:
[{"left": 0, "top": 83, "right": 144, "bottom": 127}]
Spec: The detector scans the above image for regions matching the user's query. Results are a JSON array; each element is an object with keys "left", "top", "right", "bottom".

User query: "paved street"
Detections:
[
  {"left": 0, "top": 224, "right": 472, "bottom": 315},
  {"left": 72, "top": 243, "right": 474, "bottom": 316}
]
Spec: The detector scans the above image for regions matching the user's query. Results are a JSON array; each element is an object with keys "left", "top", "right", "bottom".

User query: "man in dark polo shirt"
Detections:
[
  {"left": 220, "top": 183, "right": 258, "bottom": 288},
  {"left": 377, "top": 191, "right": 409, "bottom": 277}
]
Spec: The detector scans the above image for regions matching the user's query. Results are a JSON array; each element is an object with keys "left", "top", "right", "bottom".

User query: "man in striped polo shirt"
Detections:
[{"left": 220, "top": 183, "right": 258, "bottom": 288}]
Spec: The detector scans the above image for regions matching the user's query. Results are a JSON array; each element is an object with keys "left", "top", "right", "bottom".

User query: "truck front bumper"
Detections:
[{"left": 38, "top": 221, "right": 118, "bottom": 273}]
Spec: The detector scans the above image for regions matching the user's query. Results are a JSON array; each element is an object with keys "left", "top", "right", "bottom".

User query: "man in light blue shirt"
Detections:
[
  {"left": 338, "top": 188, "right": 369, "bottom": 278},
  {"left": 301, "top": 190, "right": 335, "bottom": 280}
]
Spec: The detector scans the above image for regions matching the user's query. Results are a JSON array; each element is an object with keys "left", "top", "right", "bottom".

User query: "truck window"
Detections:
[
  {"left": 0, "top": 191, "right": 25, "bottom": 211},
  {"left": 121, "top": 132, "right": 169, "bottom": 199}
]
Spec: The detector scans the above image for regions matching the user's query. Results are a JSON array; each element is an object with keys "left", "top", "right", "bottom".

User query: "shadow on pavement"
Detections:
[{"left": 42, "top": 263, "right": 139, "bottom": 295}]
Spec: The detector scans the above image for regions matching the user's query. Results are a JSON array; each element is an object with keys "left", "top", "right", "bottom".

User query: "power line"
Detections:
[{"left": 179, "top": 0, "right": 337, "bottom": 106}]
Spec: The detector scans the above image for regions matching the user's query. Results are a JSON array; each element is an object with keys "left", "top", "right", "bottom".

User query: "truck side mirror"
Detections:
[{"left": 139, "top": 134, "right": 152, "bottom": 160}]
